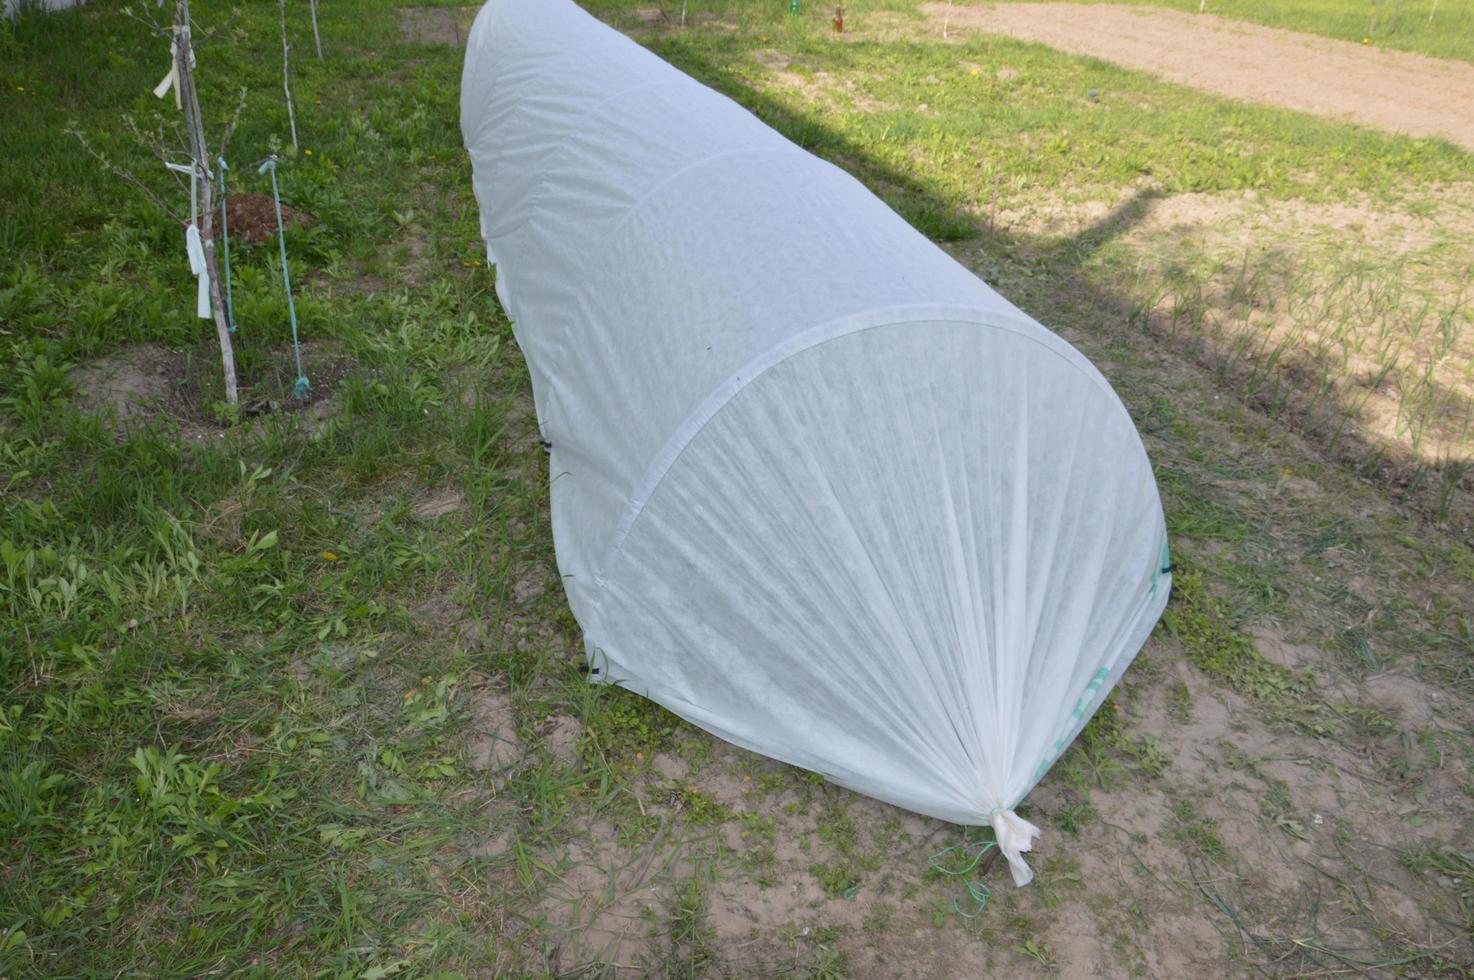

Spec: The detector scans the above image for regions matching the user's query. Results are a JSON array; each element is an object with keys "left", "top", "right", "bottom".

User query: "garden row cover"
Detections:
[{"left": 460, "top": 0, "right": 1171, "bottom": 884}]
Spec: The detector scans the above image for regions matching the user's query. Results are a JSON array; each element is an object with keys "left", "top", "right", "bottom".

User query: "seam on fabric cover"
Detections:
[
  {"left": 607, "top": 146, "right": 797, "bottom": 238},
  {"left": 588, "top": 304, "right": 1133, "bottom": 619}
]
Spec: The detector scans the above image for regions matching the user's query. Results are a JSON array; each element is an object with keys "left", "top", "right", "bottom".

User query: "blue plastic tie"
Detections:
[
  {"left": 217, "top": 157, "right": 237, "bottom": 334},
  {"left": 259, "top": 155, "right": 309, "bottom": 400}
]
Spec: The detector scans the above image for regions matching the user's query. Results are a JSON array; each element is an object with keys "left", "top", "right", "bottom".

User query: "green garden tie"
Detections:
[{"left": 259, "top": 155, "right": 309, "bottom": 400}]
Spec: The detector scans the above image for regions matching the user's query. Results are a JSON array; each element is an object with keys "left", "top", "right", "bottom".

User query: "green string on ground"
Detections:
[{"left": 929, "top": 835, "right": 996, "bottom": 919}]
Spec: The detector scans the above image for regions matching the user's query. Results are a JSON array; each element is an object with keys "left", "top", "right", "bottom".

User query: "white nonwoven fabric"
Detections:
[{"left": 461, "top": 0, "right": 1170, "bottom": 885}]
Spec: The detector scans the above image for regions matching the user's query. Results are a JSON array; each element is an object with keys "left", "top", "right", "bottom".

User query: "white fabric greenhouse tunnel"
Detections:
[{"left": 460, "top": 0, "right": 1172, "bottom": 885}]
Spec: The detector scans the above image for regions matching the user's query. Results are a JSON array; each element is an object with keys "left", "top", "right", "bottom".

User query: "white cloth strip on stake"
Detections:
[
  {"left": 166, "top": 159, "right": 212, "bottom": 318},
  {"left": 152, "top": 58, "right": 179, "bottom": 105},
  {"left": 152, "top": 28, "right": 194, "bottom": 108},
  {"left": 153, "top": 33, "right": 182, "bottom": 108}
]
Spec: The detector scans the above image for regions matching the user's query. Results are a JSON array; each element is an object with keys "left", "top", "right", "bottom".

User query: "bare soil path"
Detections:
[{"left": 921, "top": 2, "right": 1474, "bottom": 151}]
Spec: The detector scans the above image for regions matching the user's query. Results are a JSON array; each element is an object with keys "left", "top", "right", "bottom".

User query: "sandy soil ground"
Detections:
[{"left": 920, "top": 2, "right": 1474, "bottom": 150}]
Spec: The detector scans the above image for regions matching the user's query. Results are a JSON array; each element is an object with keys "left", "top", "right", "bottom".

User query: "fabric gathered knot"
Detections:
[{"left": 990, "top": 807, "right": 1042, "bottom": 887}]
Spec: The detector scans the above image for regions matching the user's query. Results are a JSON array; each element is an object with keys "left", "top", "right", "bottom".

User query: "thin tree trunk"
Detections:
[
  {"left": 279, "top": 0, "right": 299, "bottom": 151},
  {"left": 176, "top": 0, "right": 238, "bottom": 406},
  {"left": 309, "top": 0, "right": 323, "bottom": 60}
]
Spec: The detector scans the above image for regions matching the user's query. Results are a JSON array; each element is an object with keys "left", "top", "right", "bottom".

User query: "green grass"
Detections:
[
  {"left": 3, "top": 0, "right": 1474, "bottom": 974},
  {"left": 644, "top": 16, "right": 1472, "bottom": 206}
]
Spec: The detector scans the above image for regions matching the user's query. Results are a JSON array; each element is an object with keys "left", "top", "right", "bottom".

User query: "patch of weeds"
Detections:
[
  {"left": 1163, "top": 569, "right": 1331, "bottom": 730},
  {"left": 664, "top": 871, "right": 717, "bottom": 979},
  {"left": 674, "top": 783, "right": 730, "bottom": 825},
  {"left": 1165, "top": 677, "right": 1194, "bottom": 723},
  {"left": 1170, "top": 799, "right": 1227, "bottom": 860},
  {"left": 1054, "top": 800, "right": 1096, "bottom": 836},
  {"left": 1012, "top": 938, "right": 1057, "bottom": 968},
  {"left": 812, "top": 859, "right": 864, "bottom": 899},
  {"left": 1035, "top": 856, "right": 1083, "bottom": 910},
  {"left": 582, "top": 687, "right": 683, "bottom": 766},
  {"left": 815, "top": 798, "right": 857, "bottom": 853},
  {"left": 793, "top": 941, "right": 849, "bottom": 979},
  {"left": 1157, "top": 466, "right": 1256, "bottom": 543},
  {"left": 1223, "top": 746, "right": 1304, "bottom": 839},
  {"left": 810, "top": 798, "right": 871, "bottom": 898},
  {"left": 1062, "top": 694, "right": 1171, "bottom": 793},
  {"left": 1, "top": 342, "right": 72, "bottom": 431},
  {"left": 861, "top": 901, "right": 893, "bottom": 936},
  {"left": 1403, "top": 846, "right": 1474, "bottom": 935},
  {"left": 736, "top": 811, "right": 779, "bottom": 882},
  {"left": 1066, "top": 742, "right": 1128, "bottom": 791},
  {"left": 1385, "top": 727, "right": 1450, "bottom": 786},
  {"left": 754, "top": 766, "right": 793, "bottom": 799},
  {"left": 1130, "top": 734, "right": 1172, "bottom": 778},
  {"left": 503, "top": 759, "right": 588, "bottom": 842}
]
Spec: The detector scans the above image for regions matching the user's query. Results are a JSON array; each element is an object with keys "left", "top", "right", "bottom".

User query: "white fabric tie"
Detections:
[
  {"left": 153, "top": 27, "right": 194, "bottom": 106},
  {"left": 991, "top": 808, "right": 1042, "bottom": 886},
  {"left": 166, "top": 160, "right": 211, "bottom": 319}
]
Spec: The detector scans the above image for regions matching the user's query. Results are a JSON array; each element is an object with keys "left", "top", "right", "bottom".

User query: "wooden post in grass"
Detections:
[
  {"left": 309, "top": 0, "right": 323, "bottom": 60},
  {"left": 279, "top": 0, "right": 299, "bottom": 151},
  {"left": 75, "top": 0, "right": 244, "bottom": 406},
  {"left": 175, "top": 0, "right": 240, "bottom": 406}
]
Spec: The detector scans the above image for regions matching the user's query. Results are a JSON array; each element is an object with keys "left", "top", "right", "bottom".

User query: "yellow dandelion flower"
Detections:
[{"left": 320, "top": 550, "right": 339, "bottom": 561}]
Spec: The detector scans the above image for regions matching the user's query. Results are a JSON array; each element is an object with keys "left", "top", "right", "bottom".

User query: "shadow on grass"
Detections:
[{"left": 655, "top": 36, "right": 1472, "bottom": 529}]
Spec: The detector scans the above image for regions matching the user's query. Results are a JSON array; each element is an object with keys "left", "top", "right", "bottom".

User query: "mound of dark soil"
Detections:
[{"left": 225, "top": 193, "right": 318, "bottom": 244}]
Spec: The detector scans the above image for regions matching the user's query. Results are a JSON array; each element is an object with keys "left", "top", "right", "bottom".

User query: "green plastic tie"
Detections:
[{"left": 259, "top": 155, "right": 308, "bottom": 400}]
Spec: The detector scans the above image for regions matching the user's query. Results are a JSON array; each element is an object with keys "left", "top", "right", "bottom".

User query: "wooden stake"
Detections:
[
  {"left": 309, "top": 0, "right": 323, "bottom": 60},
  {"left": 176, "top": 0, "right": 238, "bottom": 406},
  {"left": 279, "top": 0, "right": 299, "bottom": 151}
]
